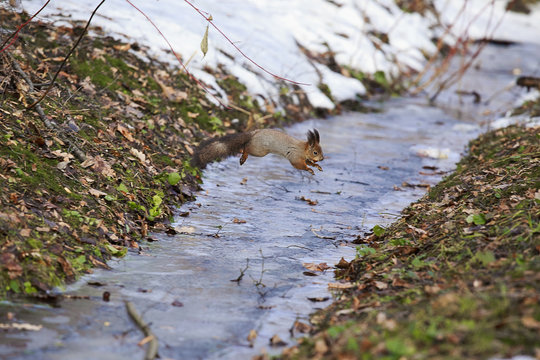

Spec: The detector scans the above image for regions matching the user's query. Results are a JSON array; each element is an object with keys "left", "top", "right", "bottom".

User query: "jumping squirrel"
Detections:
[{"left": 192, "top": 129, "right": 324, "bottom": 175}]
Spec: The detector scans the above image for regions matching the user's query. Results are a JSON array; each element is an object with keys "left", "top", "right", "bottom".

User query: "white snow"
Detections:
[{"left": 10, "top": 0, "right": 540, "bottom": 109}]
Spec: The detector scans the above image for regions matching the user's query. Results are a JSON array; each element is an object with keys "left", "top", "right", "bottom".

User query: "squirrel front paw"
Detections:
[{"left": 307, "top": 168, "right": 315, "bottom": 175}]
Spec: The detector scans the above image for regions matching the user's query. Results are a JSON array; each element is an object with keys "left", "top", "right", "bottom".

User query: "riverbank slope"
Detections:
[{"left": 280, "top": 121, "right": 539, "bottom": 359}]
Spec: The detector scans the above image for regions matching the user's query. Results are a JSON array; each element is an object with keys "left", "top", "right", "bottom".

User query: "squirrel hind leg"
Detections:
[{"left": 240, "top": 148, "right": 248, "bottom": 165}]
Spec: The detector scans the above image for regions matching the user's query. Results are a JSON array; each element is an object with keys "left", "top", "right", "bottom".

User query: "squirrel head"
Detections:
[{"left": 306, "top": 129, "right": 324, "bottom": 162}]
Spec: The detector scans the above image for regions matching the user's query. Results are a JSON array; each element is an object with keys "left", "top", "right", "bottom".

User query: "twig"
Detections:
[
  {"left": 8, "top": 52, "right": 87, "bottom": 162},
  {"left": 0, "top": 0, "right": 52, "bottom": 53},
  {"left": 125, "top": 301, "right": 159, "bottom": 360},
  {"left": 310, "top": 226, "right": 336, "bottom": 240},
  {"left": 27, "top": 0, "right": 106, "bottom": 109},
  {"left": 125, "top": 0, "right": 230, "bottom": 108},
  {"left": 230, "top": 259, "right": 250, "bottom": 283},
  {"left": 183, "top": 0, "right": 308, "bottom": 86}
]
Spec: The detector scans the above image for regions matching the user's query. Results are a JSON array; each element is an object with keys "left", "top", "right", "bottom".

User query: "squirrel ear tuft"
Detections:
[
  {"left": 314, "top": 129, "right": 320, "bottom": 143},
  {"left": 307, "top": 130, "right": 316, "bottom": 145}
]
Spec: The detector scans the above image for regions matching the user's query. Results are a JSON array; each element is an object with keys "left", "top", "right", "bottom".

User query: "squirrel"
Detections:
[{"left": 191, "top": 129, "right": 324, "bottom": 175}]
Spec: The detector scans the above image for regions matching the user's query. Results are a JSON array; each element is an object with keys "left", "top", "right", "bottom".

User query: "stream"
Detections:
[{"left": 1, "top": 41, "right": 538, "bottom": 360}]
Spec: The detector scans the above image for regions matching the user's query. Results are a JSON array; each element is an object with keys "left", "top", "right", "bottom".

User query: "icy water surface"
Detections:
[{"left": 1, "top": 100, "right": 479, "bottom": 360}]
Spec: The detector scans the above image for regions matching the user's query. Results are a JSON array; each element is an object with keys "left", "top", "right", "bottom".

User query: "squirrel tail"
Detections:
[{"left": 191, "top": 132, "right": 253, "bottom": 168}]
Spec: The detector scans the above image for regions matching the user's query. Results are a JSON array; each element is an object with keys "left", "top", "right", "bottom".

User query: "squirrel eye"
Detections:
[{"left": 313, "top": 151, "right": 318, "bottom": 155}]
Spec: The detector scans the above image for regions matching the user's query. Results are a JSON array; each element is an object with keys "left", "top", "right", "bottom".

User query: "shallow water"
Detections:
[{"left": 1, "top": 42, "right": 538, "bottom": 360}]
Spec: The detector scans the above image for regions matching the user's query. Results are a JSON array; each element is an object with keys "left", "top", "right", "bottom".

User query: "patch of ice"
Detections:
[{"left": 410, "top": 145, "right": 451, "bottom": 159}]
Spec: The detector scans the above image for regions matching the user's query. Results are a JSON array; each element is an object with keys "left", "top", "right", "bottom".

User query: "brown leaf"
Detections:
[
  {"left": 293, "top": 321, "right": 312, "bottom": 334},
  {"left": 521, "top": 316, "right": 540, "bottom": 329},
  {"left": 269, "top": 334, "right": 287, "bottom": 347},
  {"left": 130, "top": 148, "right": 146, "bottom": 163},
  {"left": 247, "top": 329, "right": 257, "bottom": 346},
  {"left": 233, "top": 218, "right": 246, "bottom": 224},
  {"left": 335, "top": 257, "right": 350, "bottom": 269},
  {"left": 57, "top": 160, "right": 70, "bottom": 170},
  {"left": 80, "top": 157, "right": 95, "bottom": 168},
  {"left": 171, "top": 300, "right": 184, "bottom": 307},
  {"left": 314, "top": 339, "right": 328, "bottom": 354},
  {"left": 113, "top": 43, "right": 131, "bottom": 51},
  {"left": 92, "top": 156, "right": 116, "bottom": 178},
  {"left": 328, "top": 282, "right": 355, "bottom": 289},
  {"left": 303, "top": 262, "right": 331, "bottom": 272},
  {"left": 117, "top": 124, "right": 134, "bottom": 142},
  {"left": 20, "top": 228, "right": 31, "bottom": 237},
  {"left": 296, "top": 196, "right": 318, "bottom": 205},
  {"left": 137, "top": 335, "right": 155, "bottom": 347},
  {"left": 307, "top": 296, "right": 330, "bottom": 302},
  {"left": 89, "top": 188, "right": 107, "bottom": 197},
  {"left": 1, "top": 253, "right": 23, "bottom": 278}
]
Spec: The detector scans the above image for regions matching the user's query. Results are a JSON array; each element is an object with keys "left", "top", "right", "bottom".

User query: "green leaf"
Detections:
[
  {"left": 167, "top": 172, "right": 181, "bottom": 186},
  {"left": 356, "top": 246, "right": 376, "bottom": 257},
  {"left": 386, "top": 337, "right": 415, "bottom": 356},
  {"left": 71, "top": 255, "right": 87, "bottom": 269},
  {"left": 9, "top": 280, "right": 21, "bottom": 293},
  {"left": 105, "top": 244, "right": 127, "bottom": 257},
  {"left": 373, "top": 224, "right": 386, "bottom": 236},
  {"left": 24, "top": 281, "right": 37, "bottom": 294},
  {"left": 117, "top": 183, "right": 129, "bottom": 193},
  {"left": 374, "top": 70, "right": 388, "bottom": 87},
  {"left": 411, "top": 257, "right": 426, "bottom": 269},
  {"left": 466, "top": 213, "right": 486, "bottom": 225},
  {"left": 475, "top": 250, "right": 495, "bottom": 266},
  {"left": 152, "top": 194, "right": 162, "bottom": 207}
]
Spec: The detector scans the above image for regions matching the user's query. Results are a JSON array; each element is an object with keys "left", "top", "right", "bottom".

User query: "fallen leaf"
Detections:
[
  {"left": 521, "top": 316, "right": 540, "bottom": 329},
  {"left": 137, "top": 335, "right": 154, "bottom": 347},
  {"left": 296, "top": 196, "right": 318, "bottom": 205},
  {"left": 130, "top": 148, "right": 146, "bottom": 163},
  {"left": 307, "top": 296, "right": 330, "bottom": 302},
  {"left": 303, "top": 262, "right": 331, "bottom": 272},
  {"left": 314, "top": 339, "right": 328, "bottom": 354},
  {"left": 117, "top": 123, "right": 134, "bottom": 142},
  {"left": 247, "top": 329, "right": 257, "bottom": 346},
  {"left": 328, "top": 282, "right": 355, "bottom": 289},
  {"left": 233, "top": 218, "right": 246, "bottom": 224},
  {"left": 80, "top": 157, "right": 95, "bottom": 168},
  {"left": 89, "top": 188, "right": 107, "bottom": 197},
  {"left": 269, "top": 334, "right": 287, "bottom": 347},
  {"left": 20, "top": 228, "right": 31, "bottom": 237},
  {"left": 335, "top": 257, "right": 350, "bottom": 269},
  {"left": 92, "top": 156, "right": 116, "bottom": 178},
  {"left": 293, "top": 321, "right": 312, "bottom": 334},
  {"left": 171, "top": 300, "right": 184, "bottom": 307}
]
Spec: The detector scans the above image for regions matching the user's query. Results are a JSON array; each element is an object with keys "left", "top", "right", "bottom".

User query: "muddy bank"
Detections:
[{"left": 280, "top": 123, "right": 539, "bottom": 359}]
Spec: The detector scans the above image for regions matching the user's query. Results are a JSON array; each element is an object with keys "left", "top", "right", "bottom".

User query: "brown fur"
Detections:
[
  {"left": 192, "top": 129, "right": 324, "bottom": 174},
  {"left": 191, "top": 132, "right": 253, "bottom": 168}
]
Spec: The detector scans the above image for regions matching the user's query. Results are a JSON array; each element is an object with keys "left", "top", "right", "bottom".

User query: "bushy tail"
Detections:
[{"left": 191, "top": 132, "right": 253, "bottom": 168}]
